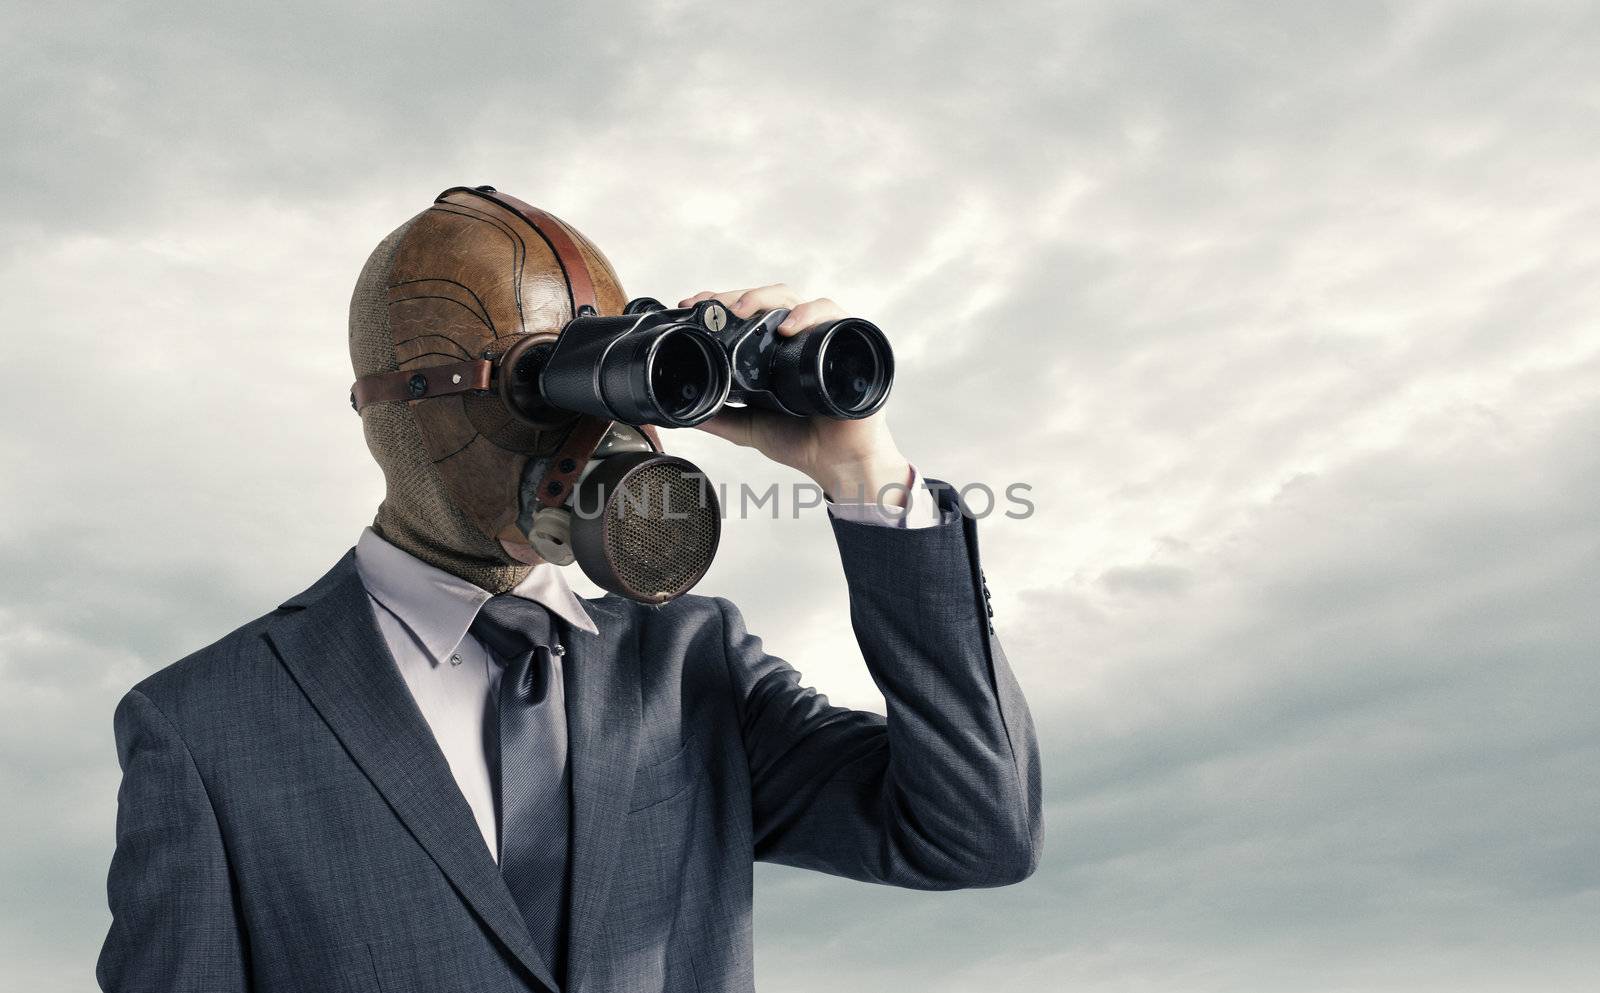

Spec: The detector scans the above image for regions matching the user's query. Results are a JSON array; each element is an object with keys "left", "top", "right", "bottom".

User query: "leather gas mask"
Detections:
[{"left": 349, "top": 186, "right": 893, "bottom": 603}]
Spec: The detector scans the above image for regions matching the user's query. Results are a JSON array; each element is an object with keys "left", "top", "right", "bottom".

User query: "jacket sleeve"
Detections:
[
  {"left": 720, "top": 481, "right": 1043, "bottom": 889},
  {"left": 97, "top": 689, "right": 249, "bottom": 992}
]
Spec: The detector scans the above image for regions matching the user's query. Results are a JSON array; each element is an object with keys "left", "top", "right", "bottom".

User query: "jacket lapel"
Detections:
[
  {"left": 556, "top": 598, "right": 642, "bottom": 993},
  {"left": 263, "top": 552, "right": 561, "bottom": 993}
]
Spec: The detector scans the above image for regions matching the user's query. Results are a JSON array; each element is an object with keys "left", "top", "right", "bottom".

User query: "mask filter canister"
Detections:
[{"left": 569, "top": 452, "right": 721, "bottom": 604}]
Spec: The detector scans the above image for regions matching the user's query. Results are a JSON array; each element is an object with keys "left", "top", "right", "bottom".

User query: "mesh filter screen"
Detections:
[{"left": 605, "top": 461, "right": 719, "bottom": 599}]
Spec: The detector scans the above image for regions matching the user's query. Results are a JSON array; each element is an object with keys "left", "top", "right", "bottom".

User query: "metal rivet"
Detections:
[
  {"left": 546, "top": 480, "right": 565, "bottom": 496},
  {"left": 558, "top": 458, "right": 577, "bottom": 473},
  {"left": 407, "top": 373, "right": 428, "bottom": 398},
  {"left": 451, "top": 373, "right": 463, "bottom": 384},
  {"left": 449, "top": 653, "right": 463, "bottom": 666}
]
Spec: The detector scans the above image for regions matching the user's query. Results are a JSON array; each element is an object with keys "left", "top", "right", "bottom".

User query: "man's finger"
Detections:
[
  {"left": 678, "top": 289, "right": 750, "bottom": 314},
  {"left": 776, "top": 297, "right": 847, "bottom": 335},
  {"left": 731, "top": 283, "right": 802, "bottom": 318}
]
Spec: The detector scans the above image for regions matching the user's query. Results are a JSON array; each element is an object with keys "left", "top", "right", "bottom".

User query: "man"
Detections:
[{"left": 97, "top": 186, "right": 1042, "bottom": 993}]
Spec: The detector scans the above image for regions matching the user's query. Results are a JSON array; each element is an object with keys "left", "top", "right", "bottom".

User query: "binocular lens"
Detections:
[
  {"left": 648, "top": 329, "right": 722, "bottom": 425},
  {"left": 529, "top": 300, "right": 889, "bottom": 427},
  {"left": 821, "top": 324, "right": 884, "bottom": 416},
  {"left": 541, "top": 317, "right": 732, "bottom": 429},
  {"left": 773, "top": 318, "right": 894, "bottom": 420}
]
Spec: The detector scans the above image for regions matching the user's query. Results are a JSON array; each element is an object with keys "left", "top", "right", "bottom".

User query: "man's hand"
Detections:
[{"left": 678, "top": 283, "right": 913, "bottom": 507}]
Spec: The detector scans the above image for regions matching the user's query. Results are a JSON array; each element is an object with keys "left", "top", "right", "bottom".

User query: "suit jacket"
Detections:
[{"left": 97, "top": 482, "right": 1043, "bottom": 993}]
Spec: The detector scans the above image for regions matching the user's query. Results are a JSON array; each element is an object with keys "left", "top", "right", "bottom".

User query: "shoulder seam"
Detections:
[
  {"left": 712, "top": 597, "right": 747, "bottom": 734},
  {"left": 124, "top": 688, "right": 229, "bottom": 833}
]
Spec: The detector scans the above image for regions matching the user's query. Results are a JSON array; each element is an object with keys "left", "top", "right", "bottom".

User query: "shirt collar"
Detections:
[{"left": 353, "top": 526, "right": 600, "bottom": 666}]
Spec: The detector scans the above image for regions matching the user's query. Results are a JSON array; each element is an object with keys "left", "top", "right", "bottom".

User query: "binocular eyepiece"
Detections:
[{"left": 497, "top": 297, "right": 894, "bottom": 429}]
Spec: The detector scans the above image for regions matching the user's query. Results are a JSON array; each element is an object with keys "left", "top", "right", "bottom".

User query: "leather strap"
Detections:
[
  {"left": 449, "top": 186, "right": 621, "bottom": 509},
  {"left": 351, "top": 358, "right": 493, "bottom": 412},
  {"left": 535, "top": 416, "right": 617, "bottom": 509},
  {"left": 441, "top": 186, "right": 598, "bottom": 315}
]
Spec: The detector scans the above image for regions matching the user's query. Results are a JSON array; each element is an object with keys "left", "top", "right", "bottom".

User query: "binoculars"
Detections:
[{"left": 496, "top": 297, "right": 895, "bottom": 429}]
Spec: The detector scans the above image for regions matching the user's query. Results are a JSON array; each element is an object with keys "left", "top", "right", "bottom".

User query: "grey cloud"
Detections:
[
  {"left": 745, "top": 387, "right": 1600, "bottom": 993},
  {"left": 4, "top": 1, "right": 1599, "bottom": 991},
  {"left": 1099, "top": 562, "right": 1193, "bottom": 596}
]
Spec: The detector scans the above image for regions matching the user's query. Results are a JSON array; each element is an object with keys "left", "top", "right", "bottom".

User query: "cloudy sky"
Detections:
[{"left": 3, "top": 1, "right": 1598, "bottom": 990}]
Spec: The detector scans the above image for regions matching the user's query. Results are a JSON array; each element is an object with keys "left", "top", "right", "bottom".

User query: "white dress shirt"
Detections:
[{"left": 353, "top": 467, "right": 941, "bottom": 859}]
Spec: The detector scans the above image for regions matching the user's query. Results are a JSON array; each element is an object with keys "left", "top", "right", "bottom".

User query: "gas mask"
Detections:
[{"left": 349, "top": 185, "right": 894, "bottom": 603}]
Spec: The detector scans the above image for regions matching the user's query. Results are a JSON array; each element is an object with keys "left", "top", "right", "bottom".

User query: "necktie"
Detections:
[{"left": 470, "top": 594, "right": 570, "bottom": 985}]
